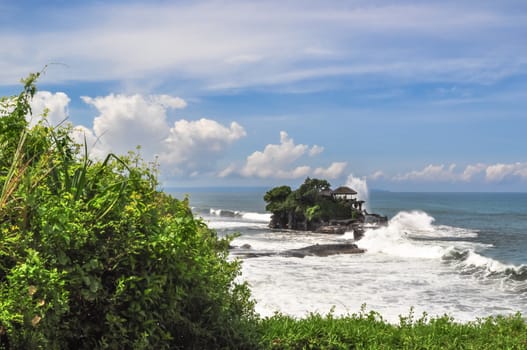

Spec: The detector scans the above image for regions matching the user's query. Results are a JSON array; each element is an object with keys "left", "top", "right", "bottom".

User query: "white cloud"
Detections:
[
  {"left": 395, "top": 164, "right": 458, "bottom": 182},
  {"left": 71, "top": 93, "right": 245, "bottom": 176},
  {"left": 81, "top": 94, "right": 175, "bottom": 158},
  {"left": 240, "top": 131, "right": 310, "bottom": 179},
  {"left": 309, "top": 145, "right": 324, "bottom": 157},
  {"left": 238, "top": 131, "right": 346, "bottom": 180},
  {"left": 29, "top": 91, "right": 70, "bottom": 127},
  {"left": 218, "top": 163, "right": 238, "bottom": 178},
  {"left": 369, "top": 170, "right": 385, "bottom": 181},
  {"left": 461, "top": 163, "right": 486, "bottom": 181},
  {"left": 1, "top": 1, "right": 524, "bottom": 89},
  {"left": 160, "top": 119, "right": 246, "bottom": 172},
  {"left": 386, "top": 162, "right": 527, "bottom": 185},
  {"left": 314, "top": 162, "right": 347, "bottom": 179},
  {"left": 485, "top": 162, "right": 527, "bottom": 182}
]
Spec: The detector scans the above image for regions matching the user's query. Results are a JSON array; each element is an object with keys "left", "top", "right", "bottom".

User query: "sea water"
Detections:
[{"left": 168, "top": 188, "right": 527, "bottom": 322}]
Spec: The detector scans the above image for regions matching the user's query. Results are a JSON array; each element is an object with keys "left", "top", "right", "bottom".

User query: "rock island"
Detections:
[{"left": 264, "top": 178, "right": 387, "bottom": 240}]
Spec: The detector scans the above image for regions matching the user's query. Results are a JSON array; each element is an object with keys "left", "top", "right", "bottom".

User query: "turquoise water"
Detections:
[{"left": 168, "top": 188, "right": 527, "bottom": 321}]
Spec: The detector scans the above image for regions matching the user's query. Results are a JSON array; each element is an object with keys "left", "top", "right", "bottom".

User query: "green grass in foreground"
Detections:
[{"left": 257, "top": 308, "right": 527, "bottom": 349}]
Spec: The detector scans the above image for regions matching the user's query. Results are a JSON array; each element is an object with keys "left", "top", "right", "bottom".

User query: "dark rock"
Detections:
[
  {"left": 231, "top": 243, "right": 365, "bottom": 258},
  {"left": 315, "top": 225, "right": 348, "bottom": 234},
  {"left": 282, "top": 243, "right": 365, "bottom": 258}
]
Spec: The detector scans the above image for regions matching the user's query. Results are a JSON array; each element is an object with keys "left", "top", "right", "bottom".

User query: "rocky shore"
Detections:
[{"left": 231, "top": 243, "right": 365, "bottom": 259}]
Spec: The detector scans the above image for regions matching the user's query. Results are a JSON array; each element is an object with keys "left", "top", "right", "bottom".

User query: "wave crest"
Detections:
[{"left": 356, "top": 210, "right": 526, "bottom": 288}]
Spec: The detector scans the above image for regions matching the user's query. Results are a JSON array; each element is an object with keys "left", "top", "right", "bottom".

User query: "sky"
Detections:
[{"left": 1, "top": 0, "right": 527, "bottom": 191}]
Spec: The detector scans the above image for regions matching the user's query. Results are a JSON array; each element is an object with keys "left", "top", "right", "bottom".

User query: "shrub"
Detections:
[{"left": 0, "top": 74, "right": 256, "bottom": 349}]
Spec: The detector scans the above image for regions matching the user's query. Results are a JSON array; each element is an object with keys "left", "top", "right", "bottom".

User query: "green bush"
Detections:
[{"left": 0, "top": 74, "right": 256, "bottom": 349}]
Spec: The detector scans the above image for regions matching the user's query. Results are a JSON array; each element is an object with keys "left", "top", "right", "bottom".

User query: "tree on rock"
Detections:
[{"left": 264, "top": 178, "right": 359, "bottom": 231}]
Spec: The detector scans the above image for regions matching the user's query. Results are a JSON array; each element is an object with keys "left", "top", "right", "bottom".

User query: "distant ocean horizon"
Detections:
[{"left": 167, "top": 187, "right": 527, "bottom": 322}]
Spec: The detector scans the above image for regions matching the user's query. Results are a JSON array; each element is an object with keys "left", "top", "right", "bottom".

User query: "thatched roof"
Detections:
[{"left": 332, "top": 186, "right": 357, "bottom": 195}]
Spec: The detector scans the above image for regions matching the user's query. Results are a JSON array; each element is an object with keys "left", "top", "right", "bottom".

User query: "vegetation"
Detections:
[
  {"left": 2, "top": 74, "right": 527, "bottom": 349},
  {"left": 264, "top": 178, "right": 360, "bottom": 230},
  {"left": 258, "top": 308, "right": 527, "bottom": 349},
  {"left": 0, "top": 73, "right": 257, "bottom": 349}
]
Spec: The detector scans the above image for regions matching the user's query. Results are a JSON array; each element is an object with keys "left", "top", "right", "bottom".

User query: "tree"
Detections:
[
  {"left": 263, "top": 178, "right": 355, "bottom": 230},
  {"left": 263, "top": 185, "right": 291, "bottom": 212}
]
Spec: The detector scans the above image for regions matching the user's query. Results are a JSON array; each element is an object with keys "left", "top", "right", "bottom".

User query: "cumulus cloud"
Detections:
[
  {"left": 485, "top": 162, "right": 527, "bottom": 182},
  {"left": 309, "top": 145, "right": 324, "bottom": 156},
  {"left": 28, "top": 91, "right": 70, "bottom": 127},
  {"left": 237, "top": 131, "right": 346, "bottom": 179},
  {"left": 160, "top": 119, "right": 246, "bottom": 173},
  {"left": 80, "top": 94, "right": 181, "bottom": 158},
  {"left": 461, "top": 163, "right": 487, "bottom": 181},
  {"left": 394, "top": 164, "right": 458, "bottom": 182},
  {"left": 240, "top": 131, "right": 310, "bottom": 179},
  {"left": 314, "top": 162, "right": 347, "bottom": 179},
  {"left": 368, "top": 170, "right": 385, "bottom": 181},
  {"left": 388, "top": 162, "right": 527, "bottom": 185},
  {"left": 52, "top": 92, "right": 246, "bottom": 176}
]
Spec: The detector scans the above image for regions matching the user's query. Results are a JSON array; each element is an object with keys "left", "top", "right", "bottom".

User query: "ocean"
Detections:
[{"left": 168, "top": 187, "right": 527, "bottom": 323}]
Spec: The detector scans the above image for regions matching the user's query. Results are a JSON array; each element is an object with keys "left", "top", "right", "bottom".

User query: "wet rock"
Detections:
[
  {"left": 231, "top": 243, "right": 365, "bottom": 258},
  {"left": 315, "top": 225, "right": 348, "bottom": 234},
  {"left": 282, "top": 243, "right": 365, "bottom": 258}
]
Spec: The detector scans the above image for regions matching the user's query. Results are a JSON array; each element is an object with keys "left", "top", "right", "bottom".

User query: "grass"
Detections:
[{"left": 256, "top": 307, "right": 527, "bottom": 349}]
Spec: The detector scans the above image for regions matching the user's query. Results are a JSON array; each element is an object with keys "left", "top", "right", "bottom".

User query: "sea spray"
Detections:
[
  {"left": 185, "top": 189, "right": 527, "bottom": 322},
  {"left": 345, "top": 174, "right": 369, "bottom": 210},
  {"left": 354, "top": 211, "right": 527, "bottom": 289},
  {"left": 354, "top": 211, "right": 446, "bottom": 259}
]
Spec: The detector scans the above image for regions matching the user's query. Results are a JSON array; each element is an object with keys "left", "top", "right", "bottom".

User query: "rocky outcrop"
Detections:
[
  {"left": 315, "top": 225, "right": 348, "bottom": 234},
  {"left": 230, "top": 243, "right": 365, "bottom": 259},
  {"left": 284, "top": 243, "right": 365, "bottom": 258},
  {"left": 264, "top": 179, "right": 387, "bottom": 239}
]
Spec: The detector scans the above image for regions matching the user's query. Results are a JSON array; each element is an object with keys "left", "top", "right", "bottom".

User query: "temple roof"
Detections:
[{"left": 332, "top": 186, "right": 358, "bottom": 195}]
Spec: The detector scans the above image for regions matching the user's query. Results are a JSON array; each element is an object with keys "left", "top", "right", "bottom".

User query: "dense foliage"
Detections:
[
  {"left": 0, "top": 74, "right": 256, "bottom": 349},
  {"left": 259, "top": 308, "right": 527, "bottom": 349},
  {"left": 264, "top": 178, "right": 358, "bottom": 230}
]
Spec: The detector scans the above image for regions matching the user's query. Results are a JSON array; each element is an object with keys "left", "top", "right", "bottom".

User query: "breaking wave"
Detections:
[
  {"left": 208, "top": 208, "right": 271, "bottom": 223},
  {"left": 192, "top": 207, "right": 271, "bottom": 223},
  {"left": 350, "top": 211, "right": 527, "bottom": 288}
]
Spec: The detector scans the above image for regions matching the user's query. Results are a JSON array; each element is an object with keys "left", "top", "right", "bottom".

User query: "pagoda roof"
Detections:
[{"left": 332, "top": 186, "right": 358, "bottom": 195}]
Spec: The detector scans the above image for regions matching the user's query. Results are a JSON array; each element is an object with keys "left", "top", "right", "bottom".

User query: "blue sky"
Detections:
[{"left": 1, "top": 0, "right": 527, "bottom": 191}]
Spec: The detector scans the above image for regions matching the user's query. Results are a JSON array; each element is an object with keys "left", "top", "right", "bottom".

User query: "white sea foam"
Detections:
[
  {"left": 240, "top": 252, "right": 527, "bottom": 323},
  {"left": 345, "top": 174, "right": 369, "bottom": 209},
  {"left": 184, "top": 189, "right": 527, "bottom": 324},
  {"left": 357, "top": 226, "right": 446, "bottom": 259},
  {"left": 206, "top": 207, "right": 271, "bottom": 223},
  {"left": 448, "top": 248, "right": 527, "bottom": 281},
  {"left": 353, "top": 211, "right": 525, "bottom": 281},
  {"left": 201, "top": 208, "right": 271, "bottom": 230},
  {"left": 206, "top": 220, "right": 267, "bottom": 230},
  {"left": 226, "top": 209, "right": 527, "bottom": 323},
  {"left": 242, "top": 212, "right": 272, "bottom": 222}
]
